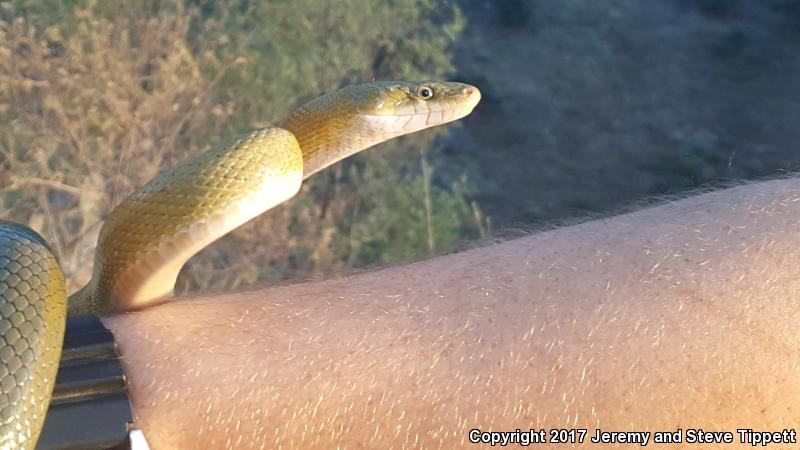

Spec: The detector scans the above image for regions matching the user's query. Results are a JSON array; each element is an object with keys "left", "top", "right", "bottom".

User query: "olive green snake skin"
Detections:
[{"left": 0, "top": 81, "right": 480, "bottom": 448}]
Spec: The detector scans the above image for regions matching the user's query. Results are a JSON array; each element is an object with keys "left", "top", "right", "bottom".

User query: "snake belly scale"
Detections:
[{"left": 0, "top": 81, "right": 480, "bottom": 448}]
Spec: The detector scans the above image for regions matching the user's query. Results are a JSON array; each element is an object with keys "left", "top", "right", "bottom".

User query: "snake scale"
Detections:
[{"left": 0, "top": 81, "right": 480, "bottom": 448}]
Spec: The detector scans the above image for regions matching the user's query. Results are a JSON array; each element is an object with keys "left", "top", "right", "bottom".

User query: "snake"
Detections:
[{"left": 0, "top": 80, "right": 480, "bottom": 448}]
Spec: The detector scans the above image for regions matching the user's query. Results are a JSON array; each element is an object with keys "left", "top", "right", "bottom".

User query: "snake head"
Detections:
[
  {"left": 346, "top": 81, "right": 481, "bottom": 131},
  {"left": 285, "top": 81, "right": 481, "bottom": 178}
]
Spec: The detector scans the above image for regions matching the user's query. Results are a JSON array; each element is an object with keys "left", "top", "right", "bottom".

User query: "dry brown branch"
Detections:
[{"left": 8, "top": 176, "right": 84, "bottom": 196}]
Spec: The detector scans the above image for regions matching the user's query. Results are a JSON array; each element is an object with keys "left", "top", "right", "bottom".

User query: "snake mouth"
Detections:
[{"left": 357, "top": 107, "right": 474, "bottom": 133}]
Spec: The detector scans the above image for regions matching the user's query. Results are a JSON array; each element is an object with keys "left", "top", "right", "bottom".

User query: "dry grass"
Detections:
[{"left": 1, "top": 5, "right": 218, "bottom": 291}]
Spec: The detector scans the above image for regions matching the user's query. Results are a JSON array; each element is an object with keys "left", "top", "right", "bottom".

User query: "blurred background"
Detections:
[{"left": 1, "top": 0, "right": 799, "bottom": 296}]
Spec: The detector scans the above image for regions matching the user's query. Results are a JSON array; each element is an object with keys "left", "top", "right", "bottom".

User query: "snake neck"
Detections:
[{"left": 282, "top": 96, "right": 401, "bottom": 180}]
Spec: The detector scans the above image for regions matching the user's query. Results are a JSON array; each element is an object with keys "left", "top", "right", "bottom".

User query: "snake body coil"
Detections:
[
  {"left": 0, "top": 223, "right": 65, "bottom": 449},
  {"left": 0, "top": 81, "right": 480, "bottom": 448}
]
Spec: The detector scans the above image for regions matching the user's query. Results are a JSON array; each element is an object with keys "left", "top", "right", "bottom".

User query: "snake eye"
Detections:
[{"left": 417, "top": 85, "right": 434, "bottom": 99}]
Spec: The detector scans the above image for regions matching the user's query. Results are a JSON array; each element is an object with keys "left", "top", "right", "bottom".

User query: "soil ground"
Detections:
[{"left": 444, "top": 0, "right": 800, "bottom": 228}]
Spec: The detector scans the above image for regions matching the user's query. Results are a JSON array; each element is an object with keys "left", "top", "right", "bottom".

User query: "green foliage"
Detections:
[
  {"left": 0, "top": 0, "right": 477, "bottom": 294},
  {"left": 182, "top": 0, "right": 464, "bottom": 137},
  {"left": 336, "top": 158, "right": 484, "bottom": 267}
]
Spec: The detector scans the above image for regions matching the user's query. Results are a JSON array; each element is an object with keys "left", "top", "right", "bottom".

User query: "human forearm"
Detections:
[{"left": 105, "top": 179, "right": 800, "bottom": 449}]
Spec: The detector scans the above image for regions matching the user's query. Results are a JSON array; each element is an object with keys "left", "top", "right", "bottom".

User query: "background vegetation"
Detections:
[
  {"left": 0, "top": 0, "right": 485, "bottom": 295},
  {"left": 3, "top": 0, "right": 799, "bottom": 296}
]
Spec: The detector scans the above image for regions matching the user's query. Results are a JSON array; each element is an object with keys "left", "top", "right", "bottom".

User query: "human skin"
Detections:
[{"left": 104, "top": 179, "right": 800, "bottom": 449}]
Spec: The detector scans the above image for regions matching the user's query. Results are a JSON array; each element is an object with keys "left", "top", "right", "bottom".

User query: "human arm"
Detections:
[{"left": 104, "top": 179, "right": 800, "bottom": 449}]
